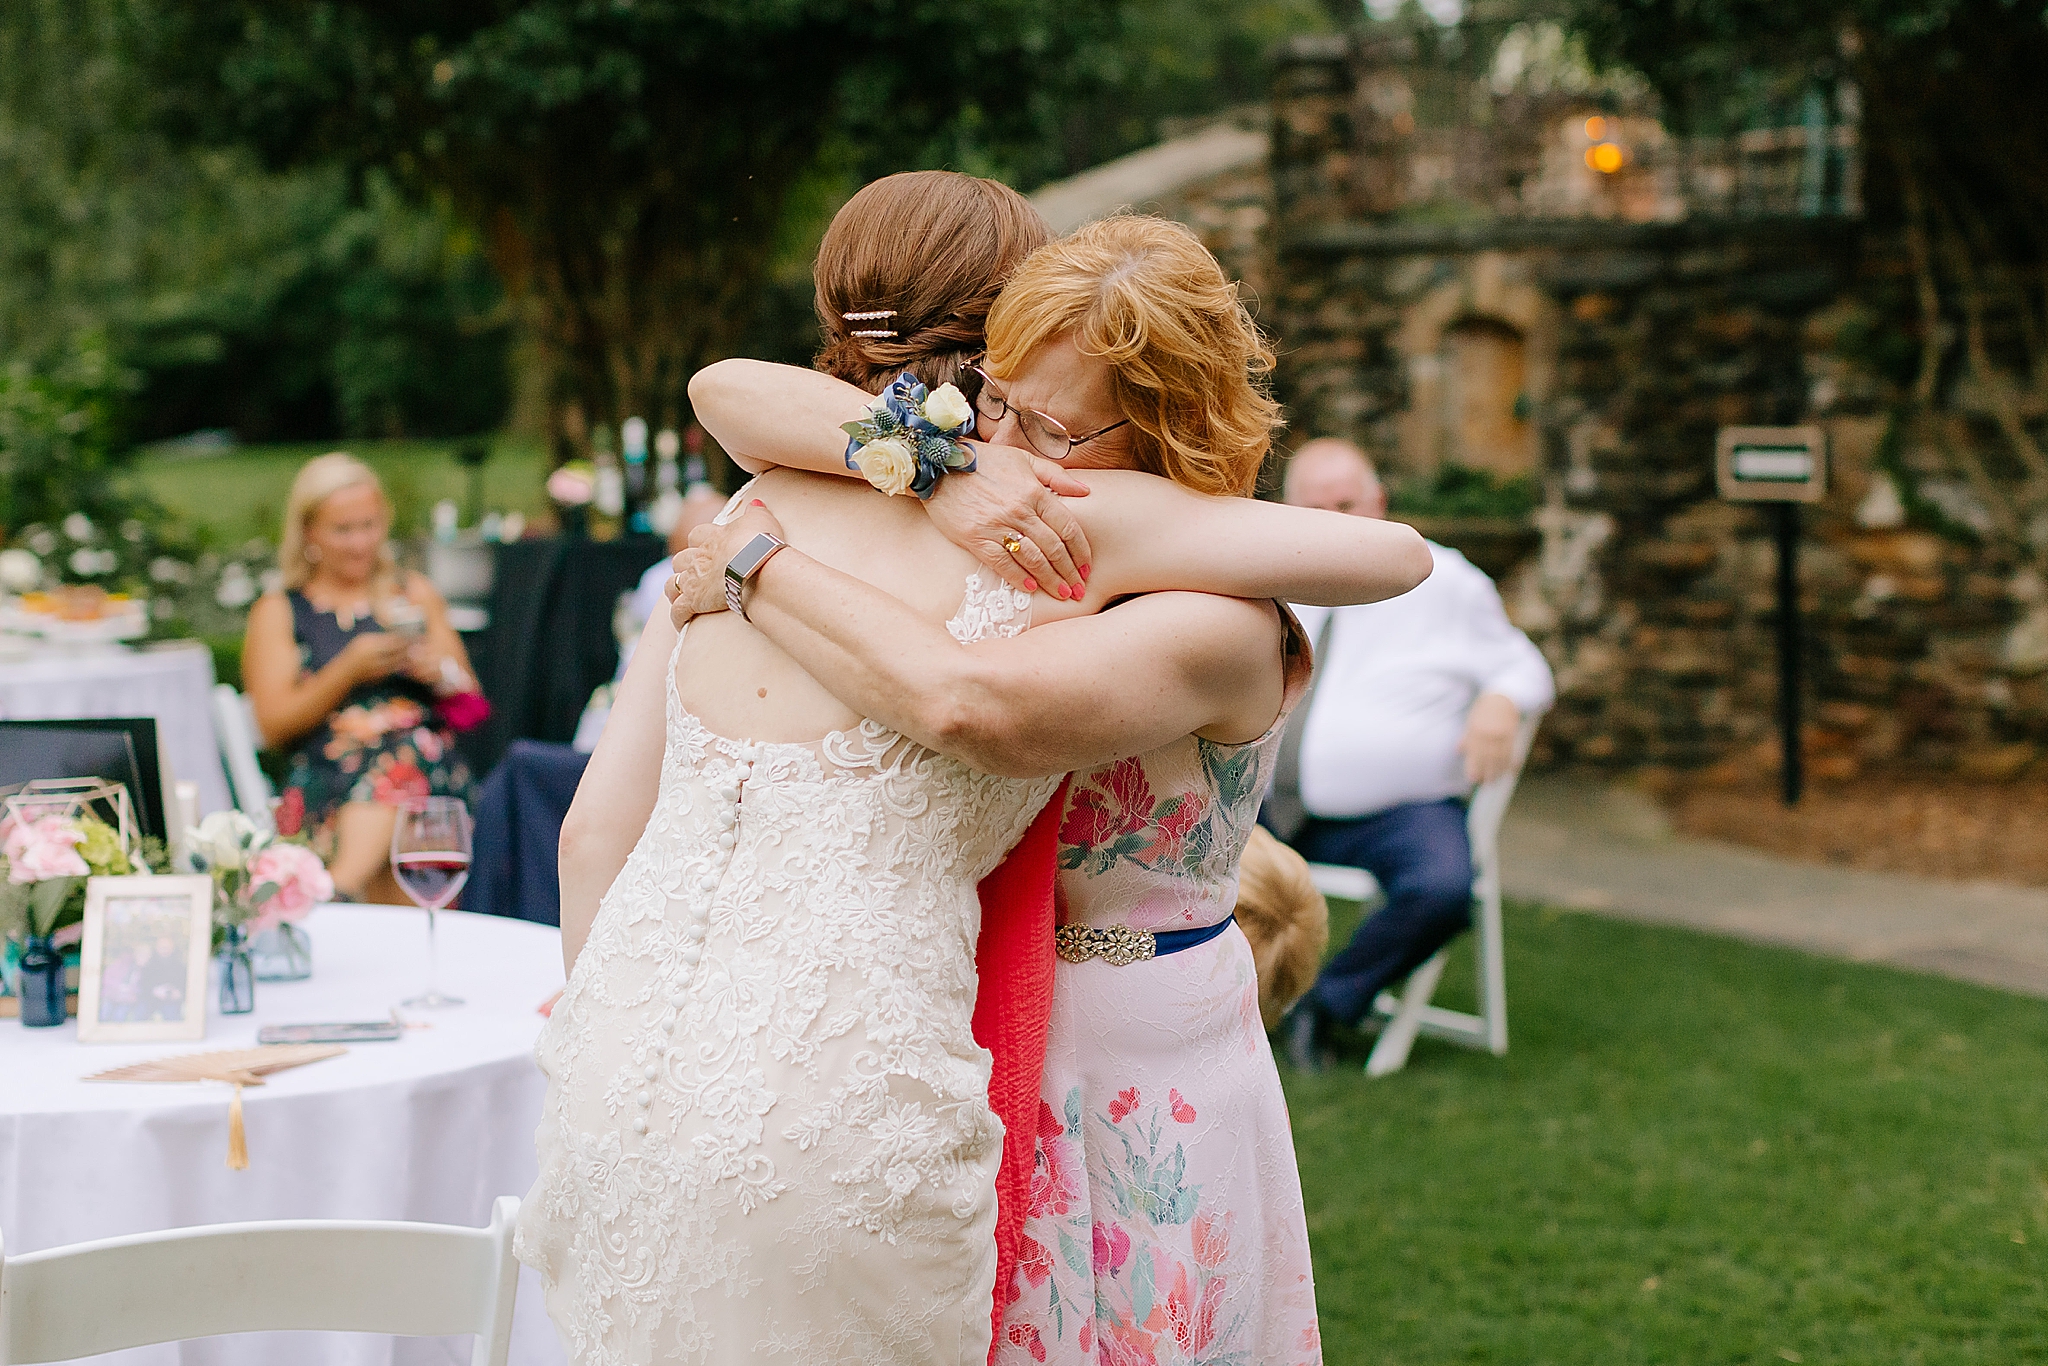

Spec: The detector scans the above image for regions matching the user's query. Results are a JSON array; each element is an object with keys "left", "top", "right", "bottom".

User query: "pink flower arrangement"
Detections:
[
  {"left": 2, "top": 814, "right": 89, "bottom": 884},
  {"left": 246, "top": 842, "right": 334, "bottom": 934}
]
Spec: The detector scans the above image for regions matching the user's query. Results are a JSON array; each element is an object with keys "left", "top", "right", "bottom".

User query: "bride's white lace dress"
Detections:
[{"left": 516, "top": 570, "right": 1057, "bottom": 1365}]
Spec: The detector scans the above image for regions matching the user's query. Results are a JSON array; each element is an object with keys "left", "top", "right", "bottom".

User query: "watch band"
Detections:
[{"left": 723, "top": 533, "right": 787, "bottom": 621}]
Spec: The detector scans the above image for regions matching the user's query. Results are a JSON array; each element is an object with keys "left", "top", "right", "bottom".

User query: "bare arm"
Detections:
[
  {"left": 241, "top": 592, "right": 407, "bottom": 748},
  {"left": 690, "top": 360, "right": 1093, "bottom": 596},
  {"left": 1075, "top": 472, "right": 1434, "bottom": 607},
  {"left": 395, "top": 573, "right": 479, "bottom": 693},
  {"left": 672, "top": 504, "right": 1283, "bottom": 779},
  {"left": 687, "top": 358, "right": 1432, "bottom": 610},
  {"left": 557, "top": 608, "right": 674, "bottom": 973}
]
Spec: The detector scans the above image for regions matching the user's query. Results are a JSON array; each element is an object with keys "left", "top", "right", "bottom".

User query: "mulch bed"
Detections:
[{"left": 1662, "top": 770, "right": 2048, "bottom": 887}]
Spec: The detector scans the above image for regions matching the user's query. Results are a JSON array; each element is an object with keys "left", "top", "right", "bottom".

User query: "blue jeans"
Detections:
[{"left": 1295, "top": 798, "right": 1473, "bottom": 1026}]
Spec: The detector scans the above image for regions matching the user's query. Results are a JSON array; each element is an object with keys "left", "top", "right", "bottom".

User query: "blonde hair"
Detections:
[
  {"left": 985, "top": 215, "right": 1283, "bottom": 497},
  {"left": 278, "top": 452, "right": 396, "bottom": 594},
  {"left": 1234, "top": 826, "right": 1330, "bottom": 1029}
]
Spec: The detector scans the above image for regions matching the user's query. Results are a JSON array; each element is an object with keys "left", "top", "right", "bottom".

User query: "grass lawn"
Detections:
[
  {"left": 1288, "top": 901, "right": 2048, "bottom": 1364},
  {"left": 132, "top": 438, "right": 552, "bottom": 545}
]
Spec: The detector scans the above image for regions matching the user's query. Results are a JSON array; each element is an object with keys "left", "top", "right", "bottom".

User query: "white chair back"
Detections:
[
  {"left": 0, "top": 1197, "right": 520, "bottom": 1366},
  {"left": 1306, "top": 707, "right": 1544, "bottom": 1076},
  {"left": 211, "top": 683, "right": 275, "bottom": 822}
]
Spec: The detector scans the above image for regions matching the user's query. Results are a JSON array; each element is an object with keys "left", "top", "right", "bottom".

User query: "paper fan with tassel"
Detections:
[{"left": 86, "top": 1045, "right": 347, "bottom": 1169}]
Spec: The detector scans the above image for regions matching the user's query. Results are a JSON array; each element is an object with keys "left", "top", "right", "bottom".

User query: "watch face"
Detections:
[{"left": 728, "top": 533, "right": 782, "bottom": 580}]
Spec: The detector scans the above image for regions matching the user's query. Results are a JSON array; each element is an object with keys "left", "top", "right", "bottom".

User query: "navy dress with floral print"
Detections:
[{"left": 273, "top": 590, "right": 475, "bottom": 855}]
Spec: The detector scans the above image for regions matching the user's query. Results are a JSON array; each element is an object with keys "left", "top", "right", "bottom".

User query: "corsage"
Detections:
[{"left": 841, "top": 371, "right": 977, "bottom": 499}]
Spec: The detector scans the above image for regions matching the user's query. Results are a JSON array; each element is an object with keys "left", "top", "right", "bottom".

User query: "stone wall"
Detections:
[{"left": 1108, "top": 34, "right": 2045, "bottom": 779}]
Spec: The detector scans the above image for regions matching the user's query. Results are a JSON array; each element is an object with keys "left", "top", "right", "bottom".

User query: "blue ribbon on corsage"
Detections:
[{"left": 841, "top": 371, "right": 978, "bottom": 500}]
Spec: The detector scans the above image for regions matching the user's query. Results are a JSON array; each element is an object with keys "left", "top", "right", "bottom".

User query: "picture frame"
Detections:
[{"left": 76, "top": 874, "right": 214, "bottom": 1043}]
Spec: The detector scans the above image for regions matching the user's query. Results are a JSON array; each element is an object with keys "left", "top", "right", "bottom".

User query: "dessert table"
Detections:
[
  {"left": 0, "top": 639, "right": 232, "bottom": 816},
  {"left": 0, "top": 905, "right": 568, "bottom": 1366}
]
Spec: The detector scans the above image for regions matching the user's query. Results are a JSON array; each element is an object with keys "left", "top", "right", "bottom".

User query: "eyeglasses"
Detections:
[{"left": 964, "top": 364, "right": 1129, "bottom": 464}]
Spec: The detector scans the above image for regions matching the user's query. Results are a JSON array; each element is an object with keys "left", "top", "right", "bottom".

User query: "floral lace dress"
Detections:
[
  {"left": 998, "top": 609, "right": 1320, "bottom": 1366},
  {"left": 517, "top": 570, "right": 1062, "bottom": 1366},
  {"left": 273, "top": 590, "right": 473, "bottom": 853}
]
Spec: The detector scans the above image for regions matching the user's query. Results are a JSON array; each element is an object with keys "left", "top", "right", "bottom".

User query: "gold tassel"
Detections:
[{"left": 226, "top": 1083, "right": 249, "bottom": 1170}]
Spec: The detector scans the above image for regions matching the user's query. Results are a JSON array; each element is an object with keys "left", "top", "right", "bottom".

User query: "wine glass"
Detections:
[{"left": 391, "top": 795, "right": 472, "bottom": 1008}]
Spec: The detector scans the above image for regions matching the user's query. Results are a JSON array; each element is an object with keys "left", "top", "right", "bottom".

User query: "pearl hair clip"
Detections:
[{"left": 843, "top": 308, "right": 898, "bottom": 339}]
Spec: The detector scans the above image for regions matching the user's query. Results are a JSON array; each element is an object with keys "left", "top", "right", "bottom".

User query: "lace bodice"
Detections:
[
  {"left": 518, "top": 568, "right": 1061, "bottom": 1365},
  {"left": 1051, "top": 604, "right": 1313, "bottom": 935}
]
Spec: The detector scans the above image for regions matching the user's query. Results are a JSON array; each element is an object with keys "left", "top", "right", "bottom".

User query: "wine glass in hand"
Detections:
[{"left": 392, "top": 795, "right": 471, "bottom": 1008}]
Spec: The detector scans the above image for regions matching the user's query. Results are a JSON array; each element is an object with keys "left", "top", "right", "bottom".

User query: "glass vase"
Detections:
[
  {"left": 216, "top": 924, "right": 256, "bottom": 1015},
  {"left": 251, "top": 922, "right": 313, "bottom": 982},
  {"left": 19, "top": 933, "right": 67, "bottom": 1028}
]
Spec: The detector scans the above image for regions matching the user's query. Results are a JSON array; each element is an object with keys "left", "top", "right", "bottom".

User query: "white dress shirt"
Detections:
[{"left": 1291, "top": 541, "right": 1554, "bottom": 820}]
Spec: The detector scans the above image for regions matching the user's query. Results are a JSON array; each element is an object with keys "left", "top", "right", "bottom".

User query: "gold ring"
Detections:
[{"left": 1002, "top": 536, "right": 1024, "bottom": 556}]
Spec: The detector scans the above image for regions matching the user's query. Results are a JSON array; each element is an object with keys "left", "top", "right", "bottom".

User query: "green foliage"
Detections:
[
  {"left": 127, "top": 166, "right": 511, "bottom": 442},
  {"left": 0, "top": 335, "right": 138, "bottom": 535},
  {"left": 1387, "top": 461, "right": 1539, "bottom": 519},
  {"left": 130, "top": 1, "right": 1139, "bottom": 435},
  {"left": 1292, "top": 901, "right": 2048, "bottom": 1362},
  {"left": 0, "top": 2, "right": 509, "bottom": 443}
]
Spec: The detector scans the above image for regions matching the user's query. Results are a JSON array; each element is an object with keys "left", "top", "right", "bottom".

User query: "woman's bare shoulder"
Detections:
[{"left": 245, "top": 589, "right": 293, "bottom": 632}]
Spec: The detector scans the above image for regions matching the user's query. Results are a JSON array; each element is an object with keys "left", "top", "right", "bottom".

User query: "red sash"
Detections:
[{"left": 970, "top": 779, "right": 1067, "bottom": 1364}]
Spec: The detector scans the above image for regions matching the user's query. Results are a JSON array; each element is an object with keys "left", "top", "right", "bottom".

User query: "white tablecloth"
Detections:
[
  {"left": 0, "top": 906, "right": 568, "bottom": 1366},
  {"left": 0, "top": 642, "right": 232, "bottom": 816}
]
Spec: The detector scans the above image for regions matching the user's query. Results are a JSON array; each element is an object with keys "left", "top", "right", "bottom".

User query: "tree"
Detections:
[
  {"left": 1549, "top": 0, "right": 2048, "bottom": 514},
  {"left": 137, "top": 1, "right": 1126, "bottom": 452},
  {"left": 1, "top": 1, "right": 511, "bottom": 443}
]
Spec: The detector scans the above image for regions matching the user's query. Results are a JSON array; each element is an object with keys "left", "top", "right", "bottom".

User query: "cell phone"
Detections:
[
  {"left": 257, "top": 1021, "right": 403, "bottom": 1044},
  {"left": 384, "top": 602, "right": 428, "bottom": 637}
]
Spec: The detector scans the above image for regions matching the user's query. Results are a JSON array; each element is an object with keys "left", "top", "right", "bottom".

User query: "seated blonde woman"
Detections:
[{"left": 242, "top": 453, "right": 478, "bottom": 903}]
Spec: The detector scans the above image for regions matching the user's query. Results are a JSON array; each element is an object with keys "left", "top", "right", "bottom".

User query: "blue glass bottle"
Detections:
[
  {"left": 216, "top": 924, "right": 256, "bottom": 1015},
  {"left": 18, "top": 934, "right": 66, "bottom": 1028}
]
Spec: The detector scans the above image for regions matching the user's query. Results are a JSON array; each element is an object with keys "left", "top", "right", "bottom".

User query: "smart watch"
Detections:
[{"left": 723, "top": 533, "right": 787, "bottom": 621}]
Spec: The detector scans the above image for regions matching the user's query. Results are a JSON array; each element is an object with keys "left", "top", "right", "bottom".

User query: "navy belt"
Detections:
[{"left": 1053, "top": 914, "right": 1236, "bottom": 966}]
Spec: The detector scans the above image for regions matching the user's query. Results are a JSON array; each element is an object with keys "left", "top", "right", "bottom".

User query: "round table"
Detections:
[
  {"left": 0, "top": 906, "right": 568, "bottom": 1366},
  {"left": 0, "top": 640, "right": 232, "bottom": 816}
]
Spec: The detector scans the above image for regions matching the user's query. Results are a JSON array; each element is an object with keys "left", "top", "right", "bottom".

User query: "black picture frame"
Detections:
[{"left": 0, "top": 718, "right": 167, "bottom": 841}]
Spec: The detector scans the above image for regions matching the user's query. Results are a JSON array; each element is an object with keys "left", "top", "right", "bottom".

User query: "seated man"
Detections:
[{"left": 1266, "top": 439, "right": 1554, "bottom": 1070}]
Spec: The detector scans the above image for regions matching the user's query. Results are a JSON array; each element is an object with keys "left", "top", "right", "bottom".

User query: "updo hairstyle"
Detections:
[
  {"left": 812, "top": 171, "right": 1054, "bottom": 396},
  {"left": 984, "top": 214, "right": 1283, "bottom": 498}
]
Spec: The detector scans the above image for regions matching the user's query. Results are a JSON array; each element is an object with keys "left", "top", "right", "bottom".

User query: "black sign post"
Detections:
[{"left": 1717, "top": 426, "right": 1827, "bottom": 807}]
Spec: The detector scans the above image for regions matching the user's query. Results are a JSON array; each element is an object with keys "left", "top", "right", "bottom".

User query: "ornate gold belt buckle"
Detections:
[{"left": 1054, "top": 924, "right": 1157, "bottom": 966}]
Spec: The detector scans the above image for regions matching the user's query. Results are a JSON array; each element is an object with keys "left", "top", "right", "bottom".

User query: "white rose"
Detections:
[
  {"left": 0, "top": 548, "right": 41, "bottom": 592},
  {"left": 853, "top": 436, "right": 921, "bottom": 497},
  {"left": 923, "top": 383, "right": 973, "bottom": 434},
  {"left": 188, "top": 810, "right": 264, "bottom": 872}
]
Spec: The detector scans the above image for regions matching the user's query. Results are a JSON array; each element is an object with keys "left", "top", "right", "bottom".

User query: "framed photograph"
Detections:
[{"left": 76, "top": 875, "right": 213, "bottom": 1043}]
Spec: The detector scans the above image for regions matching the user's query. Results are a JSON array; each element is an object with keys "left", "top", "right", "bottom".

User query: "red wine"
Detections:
[{"left": 395, "top": 852, "right": 470, "bottom": 909}]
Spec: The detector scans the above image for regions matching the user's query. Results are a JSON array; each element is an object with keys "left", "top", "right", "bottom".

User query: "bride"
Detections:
[{"left": 516, "top": 173, "right": 1429, "bottom": 1365}]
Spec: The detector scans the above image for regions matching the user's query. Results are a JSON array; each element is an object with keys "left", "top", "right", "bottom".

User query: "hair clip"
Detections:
[
  {"left": 850, "top": 329, "right": 899, "bottom": 338},
  {"left": 842, "top": 309, "right": 898, "bottom": 321}
]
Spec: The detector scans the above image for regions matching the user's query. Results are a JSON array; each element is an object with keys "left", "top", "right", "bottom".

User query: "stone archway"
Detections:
[
  {"left": 1392, "top": 252, "right": 1558, "bottom": 484},
  {"left": 1439, "top": 317, "right": 1534, "bottom": 477}
]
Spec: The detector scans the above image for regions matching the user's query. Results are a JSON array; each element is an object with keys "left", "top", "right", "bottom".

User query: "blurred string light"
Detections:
[{"left": 1581, "top": 116, "right": 1626, "bottom": 173}]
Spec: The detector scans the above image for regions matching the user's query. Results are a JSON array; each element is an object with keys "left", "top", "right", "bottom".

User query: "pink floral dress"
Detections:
[{"left": 997, "top": 612, "right": 1319, "bottom": 1366}]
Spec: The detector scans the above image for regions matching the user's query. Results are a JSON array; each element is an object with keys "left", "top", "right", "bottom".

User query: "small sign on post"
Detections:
[
  {"left": 1716, "top": 425, "right": 1827, "bottom": 807},
  {"left": 1717, "top": 425, "right": 1827, "bottom": 503}
]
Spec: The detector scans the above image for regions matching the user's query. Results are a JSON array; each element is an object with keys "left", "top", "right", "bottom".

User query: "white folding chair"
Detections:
[
  {"left": 211, "top": 683, "right": 275, "bottom": 824},
  {"left": 1306, "top": 709, "right": 1543, "bottom": 1077},
  {"left": 0, "top": 1197, "right": 521, "bottom": 1366}
]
